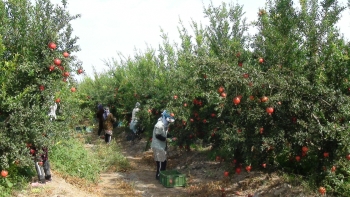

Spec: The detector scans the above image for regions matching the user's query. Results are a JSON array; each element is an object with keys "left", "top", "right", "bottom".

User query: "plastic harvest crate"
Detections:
[{"left": 159, "top": 170, "right": 186, "bottom": 188}]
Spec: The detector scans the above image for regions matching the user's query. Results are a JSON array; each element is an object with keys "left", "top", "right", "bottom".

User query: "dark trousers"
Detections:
[
  {"left": 105, "top": 133, "right": 112, "bottom": 143},
  {"left": 156, "top": 160, "right": 167, "bottom": 179},
  {"left": 35, "top": 160, "right": 51, "bottom": 183},
  {"left": 98, "top": 122, "right": 103, "bottom": 136}
]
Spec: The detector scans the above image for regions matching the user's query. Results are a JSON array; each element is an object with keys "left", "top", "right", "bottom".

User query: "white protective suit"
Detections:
[
  {"left": 151, "top": 110, "right": 175, "bottom": 162},
  {"left": 48, "top": 103, "right": 57, "bottom": 121},
  {"left": 151, "top": 110, "right": 175, "bottom": 179},
  {"left": 129, "top": 102, "right": 140, "bottom": 133}
]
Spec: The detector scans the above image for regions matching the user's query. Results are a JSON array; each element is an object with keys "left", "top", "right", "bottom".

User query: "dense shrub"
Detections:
[{"left": 79, "top": 0, "right": 350, "bottom": 195}]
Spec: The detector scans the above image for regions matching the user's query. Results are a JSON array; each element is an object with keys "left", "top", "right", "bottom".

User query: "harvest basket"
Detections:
[{"left": 159, "top": 170, "right": 186, "bottom": 188}]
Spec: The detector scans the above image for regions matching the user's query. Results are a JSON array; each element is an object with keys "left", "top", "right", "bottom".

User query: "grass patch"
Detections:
[
  {"left": 50, "top": 138, "right": 101, "bottom": 183},
  {"left": 91, "top": 139, "right": 131, "bottom": 172},
  {"left": 51, "top": 133, "right": 131, "bottom": 179}
]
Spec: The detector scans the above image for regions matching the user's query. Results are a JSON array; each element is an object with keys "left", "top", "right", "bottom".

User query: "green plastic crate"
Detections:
[{"left": 159, "top": 170, "right": 186, "bottom": 188}]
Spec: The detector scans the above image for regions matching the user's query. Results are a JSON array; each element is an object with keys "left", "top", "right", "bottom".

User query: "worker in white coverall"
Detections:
[
  {"left": 48, "top": 102, "right": 57, "bottom": 121},
  {"left": 130, "top": 102, "right": 141, "bottom": 134},
  {"left": 151, "top": 110, "right": 176, "bottom": 180}
]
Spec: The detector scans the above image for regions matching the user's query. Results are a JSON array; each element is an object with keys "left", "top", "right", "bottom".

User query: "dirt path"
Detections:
[
  {"left": 97, "top": 128, "right": 188, "bottom": 197},
  {"left": 14, "top": 170, "right": 100, "bottom": 197},
  {"left": 95, "top": 128, "right": 313, "bottom": 197},
  {"left": 15, "top": 127, "right": 316, "bottom": 197}
]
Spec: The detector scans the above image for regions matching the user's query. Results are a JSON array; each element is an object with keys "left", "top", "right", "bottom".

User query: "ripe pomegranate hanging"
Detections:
[
  {"left": 63, "top": 71, "right": 70, "bottom": 77},
  {"left": 261, "top": 96, "right": 268, "bottom": 102},
  {"left": 259, "top": 58, "right": 264, "bottom": 64},
  {"left": 48, "top": 42, "right": 56, "bottom": 50},
  {"left": 77, "top": 69, "right": 83, "bottom": 74},
  {"left": 233, "top": 97, "right": 241, "bottom": 105},
  {"left": 318, "top": 187, "right": 326, "bottom": 195},
  {"left": 235, "top": 168, "right": 241, "bottom": 174},
  {"left": 323, "top": 152, "right": 329, "bottom": 158},
  {"left": 48, "top": 65, "right": 55, "bottom": 71},
  {"left": 245, "top": 165, "right": 252, "bottom": 172},
  {"left": 54, "top": 58, "right": 61, "bottom": 66},
  {"left": 224, "top": 171, "right": 229, "bottom": 177},
  {"left": 218, "top": 86, "right": 225, "bottom": 93},
  {"left": 63, "top": 52, "right": 69, "bottom": 58},
  {"left": 346, "top": 154, "right": 350, "bottom": 160},
  {"left": 1, "top": 170, "right": 8, "bottom": 178},
  {"left": 39, "top": 85, "right": 45, "bottom": 91},
  {"left": 266, "top": 107, "right": 274, "bottom": 115},
  {"left": 302, "top": 146, "right": 308, "bottom": 153},
  {"left": 57, "top": 65, "right": 64, "bottom": 71}
]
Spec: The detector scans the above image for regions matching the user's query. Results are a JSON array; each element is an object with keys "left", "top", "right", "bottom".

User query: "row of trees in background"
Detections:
[
  {"left": 79, "top": 0, "right": 350, "bottom": 195},
  {"left": 0, "top": 0, "right": 350, "bottom": 195}
]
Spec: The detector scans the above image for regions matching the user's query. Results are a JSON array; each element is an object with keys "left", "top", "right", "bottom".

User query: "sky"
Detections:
[{"left": 48, "top": 0, "right": 350, "bottom": 80}]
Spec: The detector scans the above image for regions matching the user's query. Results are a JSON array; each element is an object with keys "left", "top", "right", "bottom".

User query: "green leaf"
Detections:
[{"left": 6, "top": 179, "right": 13, "bottom": 188}]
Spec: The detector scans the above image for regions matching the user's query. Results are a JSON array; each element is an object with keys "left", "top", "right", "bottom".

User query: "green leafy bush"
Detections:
[
  {"left": 0, "top": 164, "right": 35, "bottom": 197},
  {"left": 0, "top": 0, "right": 81, "bottom": 167},
  {"left": 0, "top": 0, "right": 85, "bottom": 193},
  {"left": 77, "top": 0, "right": 350, "bottom": 195}
]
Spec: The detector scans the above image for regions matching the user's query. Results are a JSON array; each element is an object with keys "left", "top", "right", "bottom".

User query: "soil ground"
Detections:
[{"left": 14, "top": 127, "right": 316, "bottom": 197}]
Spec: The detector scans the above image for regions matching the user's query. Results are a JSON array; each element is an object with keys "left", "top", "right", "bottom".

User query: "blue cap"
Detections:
[{"left": 162, "top": 110, "right": 175, "bottom": 122}]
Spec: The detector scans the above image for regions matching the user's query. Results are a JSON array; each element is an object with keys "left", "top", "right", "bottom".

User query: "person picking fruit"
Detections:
[
  {"left": 129, "top": 102, "right": 141, "bottom": 141},
  {"left": 103, "top": 107, "right": 117, "bottom": 144},
  {"left": 151, "top": 110, "right": 177, "bottom": 180},
  {"left": 29, "top": 145, "right": 52, "bottom": 184}
]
